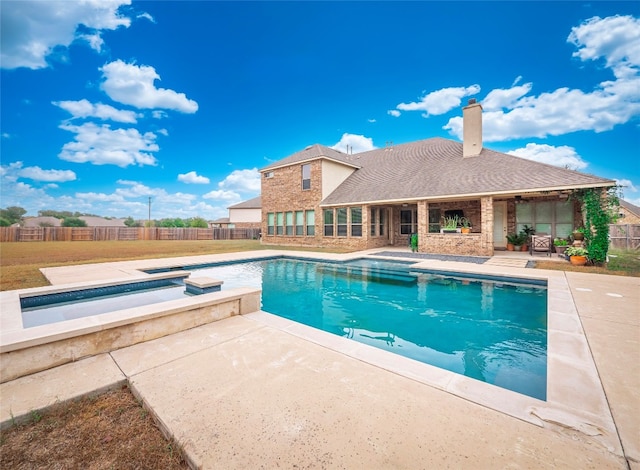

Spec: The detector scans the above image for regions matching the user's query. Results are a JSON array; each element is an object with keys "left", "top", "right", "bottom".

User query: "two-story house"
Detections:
[{"left": 260, "top": 100, "right": 615, "bottom": 256}]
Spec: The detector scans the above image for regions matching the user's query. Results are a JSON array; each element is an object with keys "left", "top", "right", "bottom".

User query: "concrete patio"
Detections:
[{"left": 1, "top": 250, "right": 638, "bottom": 469}]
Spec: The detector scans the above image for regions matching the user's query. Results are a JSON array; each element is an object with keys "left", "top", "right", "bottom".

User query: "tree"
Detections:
[
  {"left": 62, "top": 217, "right": 88, "bottom": 227},
  {"left": 124, "top": 216, "right": 140, "bottom": 227},
  {"left": 0, "top": 218, "right": 11, "bottom": 227},
  {"left": 189, "top": 217, "right": 209, "bottom": 228},
  {"left": 0, "top": 206, "right": 27, "bottom": 225}
]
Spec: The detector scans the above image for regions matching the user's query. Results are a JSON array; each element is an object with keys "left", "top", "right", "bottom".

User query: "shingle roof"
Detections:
[
  {"left": 228, "top": 196, "right": 261, "bottom": 209},
  {"left": 260, "top": 144, "right": 360, "bottom": 171},
  {"left": 620, "top": 199, "right": 640, "bottom": 216},
  {"left": 319, "top": 138, "right": 615, "bottom": 205}
]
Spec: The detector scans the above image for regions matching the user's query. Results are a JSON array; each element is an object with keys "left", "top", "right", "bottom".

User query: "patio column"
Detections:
[
  {"left": 480, "top": 196, "right": 494, "bottom": 256},
  {"left": 417, "top": 200, "right": 428, "bottom": 252},
  {"left": 362, "top": 204, "right": 370, "bottom": 243}
]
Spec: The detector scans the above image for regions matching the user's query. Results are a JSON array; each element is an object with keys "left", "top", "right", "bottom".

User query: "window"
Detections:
[
  {"left": 324, "top": 209, "right": 334, "bottom": 236},
  {"left": 276, "top": 212, "right": 284, "bottom": 235},
  {"left": 379, "top": 209, "right": 385, "bottom": 237},
  {"left": 337, "top": 208, "right": 347, "bottom": 236},
  {"left": 516, "top": 201, "right": 574, "bottom": 238},
  {"left": 428, "top": 208, "right": 441, "bottom": 233},
  {"left": 400, "top": 209, "right": 416, "bottom": 235},
  {"left": 267, "top": 212, "right": 274, "bottom": 235},
  {"left": 306, "top": 210, "right": 315, "bottom": 236},
  {"left": 295, "top": 211, "right": 304, "bottom": 235},
  {"left": 285, "top": 211, "right": 293, "bottom": 235},
  {"left": 264, "top": 171, "right": 274, "bottom": 179},
  {"left": 351, "top": 207, "right": 362, "bottom": 237},
  {"left": 302, "top": 164, "right": 311, "bottom": 190}
]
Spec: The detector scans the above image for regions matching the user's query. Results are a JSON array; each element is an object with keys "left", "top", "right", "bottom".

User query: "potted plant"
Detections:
[
  {"left": 460, "top": 217, "right": 472, "bottom": 234},
  {"left": 565, "top": 246, "right": 588, "bottom": 266},
  {"left": 520, "top": 225, "right": 534, "bottom": 251},
  {"left": 513, "top": 232, "right": 528, "bottom": 251},
  {"left": 506, "top": 233, "right": 519, "bottom": 251},
  {"left": 572, "top": 227, "right": 586, "bottom": 241},
  {"left": 553, "top": 238, "right": 569, "bottom": 257},
  {"left": 441, "top": 215, "right": 459, "bottom": 233}
]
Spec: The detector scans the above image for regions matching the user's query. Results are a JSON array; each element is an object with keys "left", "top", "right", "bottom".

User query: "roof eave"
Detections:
[
  {"left": 319, "top": 181, "right": 616, "bottom": 207},
  {"left": 260, "top": 156, "right": 360, "bottom": 172}
]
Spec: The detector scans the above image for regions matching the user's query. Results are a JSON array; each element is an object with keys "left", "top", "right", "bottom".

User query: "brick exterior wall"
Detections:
[
  {"left": 261, "top": 160, "right": 324, "bottom": 247},
  {"left": 262, "top": 160, "right": 582, "bottom": 255}
]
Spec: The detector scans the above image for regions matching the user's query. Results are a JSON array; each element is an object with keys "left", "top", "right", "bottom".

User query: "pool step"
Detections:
[
  {"left": 316, "top": 265, "right": 418, "bottom": 285},
  {"left": 485, "top": 257, "right": 529, "bottom": 268}
]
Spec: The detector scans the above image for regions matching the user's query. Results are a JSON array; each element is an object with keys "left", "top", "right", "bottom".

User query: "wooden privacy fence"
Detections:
[
  {"left": 0, "top": 227, "right": 261, "bottom": 243},
  {"left": 609, "top": 224, "right": 640, "bottom": 250}
]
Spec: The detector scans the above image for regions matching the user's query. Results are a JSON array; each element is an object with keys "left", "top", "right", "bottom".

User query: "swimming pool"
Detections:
[{"left": 190, "top": 258, "right": 548, "bottom": 399}]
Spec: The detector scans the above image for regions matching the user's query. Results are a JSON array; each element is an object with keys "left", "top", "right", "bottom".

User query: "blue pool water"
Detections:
[
  {"left": 191, "top": 258, "right": 548, "bottom": 399},
  {"left": 21, "top": 257, "right": 547, "bottom": 399}
]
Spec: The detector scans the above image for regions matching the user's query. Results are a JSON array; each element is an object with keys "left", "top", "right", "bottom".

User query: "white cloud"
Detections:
[
  {"left": 444, "top": 15, "right": 640, "bottom": 142},
  {"left": 616, "top": 178, "right": 637, "bottom": 194},
  {"left": 100, "top": 60, "right": 199, "bottom": 113},
  {"left": 568, "top": 15, "right": 640, "bottom": 79},
  {"left": 1, "top": 0, "right": 133, "bottom": 69},
  {"left": 2, "top": 133, "right": 11, "bottom": 139},
  {"left": 331, "top": 133, "right": 376, "bottom": 154},
  {"left": 507, "top": 143, "right": 588, "bottom": 170},
  {"left": 218, "top": 168, "right": 261, "bottom": 193},
  {"left": 18, "top": 165, "right": 77, "bottom": 182},
  {"left": 367, "top": 118, "right": 376, "bottom": 123},
  {"left": 387, "top": 110, "right": 401, "bottom": 117},
  {"left": 178, "top": 171, "right": 210, "bottom": 184},
  {"left": 53, "top": 99, "right": 139, "bottom": 123},
  {"left": 202, "top": 189, "right": 241, "bottom": 202},
  {"left": 481, "top": 83, "right": 533, "bottom": 111},
  {"left": 58, "top": 122, "right": 159, "bottom": 167},
  {"left": 137, "top": 12, "right": 155, "bottom": 23},
  {"left": 396, "top": 85, "right": 480, "bottom": 116}
]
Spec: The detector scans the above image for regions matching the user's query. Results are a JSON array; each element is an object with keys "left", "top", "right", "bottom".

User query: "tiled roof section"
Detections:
[
  {"left": 228, "top": 196, "right": 261, "bottom": 209},
  {"left": 620, "top": 199, "right": 640, "bottom": 216},
  {"left": 260, "top": 144, "right": 359, "bottom": 171},
  {"left": 321, "top": 138, "right": 615, "bottom": 205},
  {"left": 211, "top": 217, "right": 230, "bottom": 223}
]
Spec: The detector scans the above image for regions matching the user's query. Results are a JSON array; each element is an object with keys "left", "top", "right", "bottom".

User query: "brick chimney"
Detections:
[{"left": 463, "top": 99, "right": 482, "bottom": 157}]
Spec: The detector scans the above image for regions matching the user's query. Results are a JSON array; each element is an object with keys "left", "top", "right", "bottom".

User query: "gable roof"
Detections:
[
  {"left": 620, "top": 199, "right": 640, "bottom": 217},
  {"left": 228, "top": 196, "right": 261, "bottom": 210},
  {"left": 260, "top": 144, "right": 360, "bottom": 172},
  {"left": 319, "top": 138, "right": 615, "bottom": 206}
]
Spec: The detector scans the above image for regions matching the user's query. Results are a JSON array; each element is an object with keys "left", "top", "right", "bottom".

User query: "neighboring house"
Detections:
[
  {"left": 209, "top": 217, "right": 231, "bottom": 228},
  {"left": 260, "top": 100, "right": 615, "bottom": 256},
  {"left": 23, "top": 216, "right": 62, "bottom": 227},
  {"left": 209, "top": 196, "right": 262, "bottom": 229},
  {"left": 23, "top": 216, "right": 126, "bottom": 227},
  {"left": 617, "top": 200, "right": 640, "bottom": 224},
  {"left": 228, "top": 196, "right": 261, "bottom": 229}
]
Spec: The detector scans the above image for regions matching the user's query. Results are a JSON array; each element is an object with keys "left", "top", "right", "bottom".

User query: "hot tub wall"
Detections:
[{"left": 1, "top": 288, "right": 261, "bottom": 383}]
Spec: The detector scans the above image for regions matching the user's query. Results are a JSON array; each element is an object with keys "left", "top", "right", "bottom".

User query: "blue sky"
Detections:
[{"left": 1, "top": 1, "right": 639, "bottom": 220}]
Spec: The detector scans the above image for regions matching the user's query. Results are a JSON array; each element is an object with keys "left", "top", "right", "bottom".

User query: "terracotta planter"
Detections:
[
  {"left": 521, "top": 244, "right": 528, "bottom": 252},
  {"left": 507, "top": 243, "right": 514, "bottom": 251},
  {"left": 570, "top": 255, "right": 587, "bottom": 266},
  {"left": 461, "top": 227, "right": 471, "bottom": 234}
]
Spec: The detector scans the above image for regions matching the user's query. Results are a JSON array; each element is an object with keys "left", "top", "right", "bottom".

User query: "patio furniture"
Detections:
[{"left": 530, "top": 235, "right": 552, "bottom": 256}]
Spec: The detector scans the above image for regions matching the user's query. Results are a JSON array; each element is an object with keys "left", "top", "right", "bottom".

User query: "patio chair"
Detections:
[{"left": 530, "top": 234, "right": 552, "bottom": 256}]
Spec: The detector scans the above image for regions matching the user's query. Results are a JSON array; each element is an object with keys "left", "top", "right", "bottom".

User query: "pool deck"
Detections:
[{"left": 1, "top": 249, "right": 638, "bottom": 468}]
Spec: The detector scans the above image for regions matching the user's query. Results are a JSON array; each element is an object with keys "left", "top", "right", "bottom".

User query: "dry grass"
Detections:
[
  {"left": 534, "top": 249, "right": 640, "bottom": 277},
  {"left": 0, "top": 240, "right": 348, "bottom": 291},
  {"left": 0, "top": 385, "right": 187, "bottom": 469}
]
